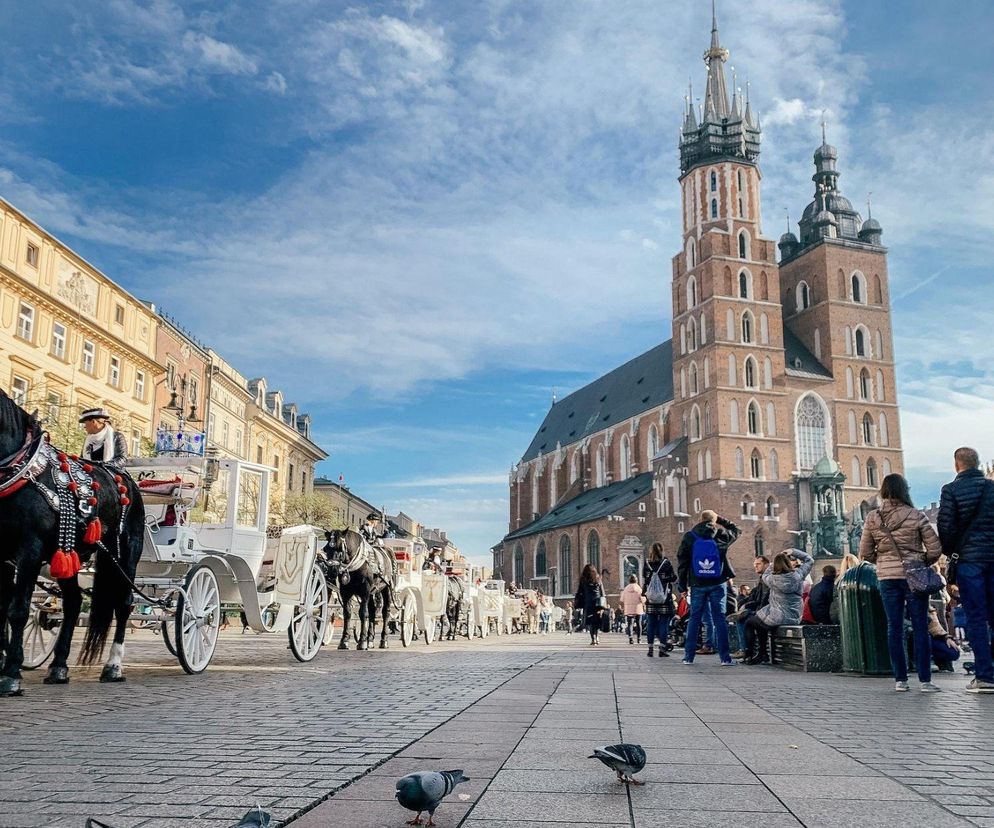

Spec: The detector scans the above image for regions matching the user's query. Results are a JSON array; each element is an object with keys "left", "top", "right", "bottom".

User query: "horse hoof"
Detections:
[
  {"left": 338, "top": 643, "right": 349, "bottom": 651},
  {"left": 0, "top": 677, "right": 23, "bottom": 696},
  {"left": 43, "top": 666, "right": 70, "bottom": 685},
  {"left": 99, "top": 665, "right": 126, "bottom": 683},
  {"left": 357, "top": 643, "right": 368, "bottom": 651},
  {"left": 379, "top": 641, "right": 388, "bottom": 650}
]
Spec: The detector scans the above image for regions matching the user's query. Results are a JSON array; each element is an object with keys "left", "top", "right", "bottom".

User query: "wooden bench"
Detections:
[{"left": 773, "top": 625, "right": 842, "bottom": 672}]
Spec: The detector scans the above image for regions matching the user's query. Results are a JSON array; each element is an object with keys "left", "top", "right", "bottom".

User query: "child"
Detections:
[{"left": 621, "top": 575, "right": 644, "bottom": 644}]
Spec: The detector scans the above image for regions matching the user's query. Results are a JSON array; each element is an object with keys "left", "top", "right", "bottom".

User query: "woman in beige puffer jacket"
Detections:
[{"left": 859, "top": 473, "right": 943, "bottom": 692}]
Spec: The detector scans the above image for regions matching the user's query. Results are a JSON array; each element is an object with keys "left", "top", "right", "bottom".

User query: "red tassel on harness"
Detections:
[
  {"left": 50, "top": 548, "right": 81, "bottom": 579},
  {"left": 83, "top": 518, "right": 103, "bottom": 545}
]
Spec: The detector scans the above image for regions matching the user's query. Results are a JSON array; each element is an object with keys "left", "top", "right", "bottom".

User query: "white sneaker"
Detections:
[
  {"left": 920, "top": 683, "right": 941, "bottom": 693},
  {"left": 895, "top": 681, "right": 910, "bottom": 692}
]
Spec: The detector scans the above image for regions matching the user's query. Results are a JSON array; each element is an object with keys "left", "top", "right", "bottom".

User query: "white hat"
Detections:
[{"left": 79, "top": 408, "right": 112, "bottom": 424}]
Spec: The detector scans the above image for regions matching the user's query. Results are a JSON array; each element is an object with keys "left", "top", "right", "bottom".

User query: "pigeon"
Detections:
[
  {"left": 589, "top": 743, "right": 647, "bottom": 785},
  {"left": 231, "top": 806, "right": 272, "bottom": 827},
  {"left": 395, "top": 769, "right": 469, "bottom": 826}
]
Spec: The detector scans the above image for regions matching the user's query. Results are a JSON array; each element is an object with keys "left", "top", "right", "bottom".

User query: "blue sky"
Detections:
[{"left": 1, "top": 1, "right": 992, "bottom": 563}]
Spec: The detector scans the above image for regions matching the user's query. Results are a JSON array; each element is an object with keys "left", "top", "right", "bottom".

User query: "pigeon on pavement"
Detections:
[
  {"left": 395, "top": 769, "right": 469, "bottom": 826},
  {"left": 589, "top": 743, "right": 647, "bottom": 785}
]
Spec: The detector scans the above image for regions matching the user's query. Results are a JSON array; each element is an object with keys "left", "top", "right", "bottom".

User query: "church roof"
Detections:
[
  {"left": 520, "top": 341, "right": 673, "bottom": 462},
  {"left": 504, "top": 472, "right": 654, "bottom": 542},
  {"left": 783, "top": 328, "right": 833, "bottom": 380}
]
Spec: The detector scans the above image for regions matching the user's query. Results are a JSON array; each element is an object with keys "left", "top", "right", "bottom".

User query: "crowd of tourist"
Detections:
[{"left": 568, "top": 446, "right": 994, "bottom": 694}]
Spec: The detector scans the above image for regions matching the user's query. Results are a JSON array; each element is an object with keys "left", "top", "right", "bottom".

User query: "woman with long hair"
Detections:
[
  {"left": 829, "top": 553, "right": 861, "bottom": 624},
  {"left": 642, "top": 542, "right": 677, "bottom": 657},
  {"left": 574, "top": 563, "right": 606, "bottom": 645},
  {"left": 742, "top": 548, "right": 813, "bottom": 664},
  {"left": 860, "top": 473, "right": 943, "bottom": 692}
]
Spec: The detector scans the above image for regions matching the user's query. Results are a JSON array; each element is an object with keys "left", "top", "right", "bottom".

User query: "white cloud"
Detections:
[
  {"left": 264, "top": 70, "right": 288, "bottom": 95},
  {"left": 182, "top": 32, "right": 257, "bottom": 76},
  {"left": 764, "top": 97, "right": 809, "bottom": 126},
  {"left": 382, "top": 473, "right": 508, "bottom": 488}
]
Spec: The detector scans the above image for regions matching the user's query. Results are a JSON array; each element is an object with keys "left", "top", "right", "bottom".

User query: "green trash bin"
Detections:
[{"left": 838, "top": 562, "right": 891, "bottom": 675}]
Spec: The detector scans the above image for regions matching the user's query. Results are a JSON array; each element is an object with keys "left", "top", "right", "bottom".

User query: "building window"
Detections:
[
  {"left": 738, "top": 230, "right": 748, "bottom": 259},
  {"left": 710, "top": 171, "right": 717, "bottom": 192},
  {"left": 256, "top": 445, "right": 263, "bottom": 464},
  {"left": 189, "top": 376, "right": 199, "bottom": 406},
  {"left": 797, "top": 281, "right": 810, "bottom": 311},
  {"left": 208, "top": 413, "right": 216, "bottom": 438},
  {"left": 742, "top": 495, "right": 755, "bottom": 517},
  {"left": 114, "top": 304, "right": 125, "bottom": 325},
  {"left": 647, "top": 425, "right": 659, "bottom": 460},
  {"left": 45, "top": 391, "right": 61, "bottom": 423},
  {"left": 750, "top": 449, "right": 762, "bottom": 479},
  {"left": 585, "top": 531, "right": 599, "bottom": 571},
  {"left": 754, "top": 532, "right": 766, "bottom": 557},
  {"left": 867, "top": 458, "right": 878, "bottom": 489},
  {"left": 513, "top": 543, "right": 525, "bottom": 586},
  {"left": 741, "top": 311, "right": 753, "bottom": 343},
  {"left": 109, "top": 356, "right": 121, "bottom": 388},
  {"left": 852, "top": 271, "right": 866, "bottom": 304},
  {"left": 166, "top": 360, "right": 177, "bottom": 391},
  {"left": 710, "top": 198, "right": 718, "bottom": 219},
  {"left": 16, "top": 303, "right": 34, "bottom": 341},
  {"left": 235, "top": 429, "right": 243, "bottom": 457},
  {"left": 690, "top": 362, "right": 699, "bottom": 395},
  {"left": 687, "top": 276, "right": 698, "bottom": 308},
  {"left": 738, "top": 270, "right": 750, "bottom": 299},
  {"left": 222, "top": 420, "right": 230, "bottom": 448},
  {"left": 273, "top": 455, "right": 280, "bottom": 485},
  {"left": 620, "top": 435, "right": 631, "bottom": 479},
  {"left": 560, "top": 535, "right": 574, "bottom": 594},
  {"left": 795, "top": 394, "right": 830, "bottom": 470},
  {"left": 691, "top": 405, "right": 702, "bottom": 440},
  {"left": 747, "top": 400, "right": 759, "bottom": 434},
  {"left": 766, "top": 496, "right": 777, "bottom": 517},
  {"left": 595, "top": 444, "right": 606, "bottom": 487},
  {"left": 855, "top": 328, "right": 867, "bottom": 357},
  {"left": 529, "top": 539, "right": 545, "bottom": 577},
  {"left": 288, "top": 462, "right": 295, "bottom": 491},
  {"left": 51, "top": 323, "right": 67, "bottom": 359},
  {"left": 81, "top": 340, "right": 96, "bottom": 374},
  {"left": 745, "top": 358, "right": 757, "bottom": 389},
  {"left": 134, "top": 370, "right": 146, "bottom": 401},
  {"left": 862, "top": 413, "right": 875, "bottom": 445},
  {"left": 25, "top": 242, "right": 39, "bottom": 268},
  {"left": 10, "top": 376, "right": 28, "bottom": 405},
  {"left": 131, "top": 429, "right": 142, "bottom": 456},
  {"left": 859, "top": 368, "right": 871, "bottom": 401}
]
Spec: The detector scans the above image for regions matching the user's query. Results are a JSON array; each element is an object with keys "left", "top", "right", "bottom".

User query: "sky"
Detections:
[{"left": 1, "top": 0, "right": 992, "bottom": 564}]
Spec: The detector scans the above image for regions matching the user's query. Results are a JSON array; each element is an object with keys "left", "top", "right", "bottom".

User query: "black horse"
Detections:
[
  {"left": 443, "top": 575, "right": 466, "bottom": 640},
  {"left": 0, "top": 391, "right": 145, "bottom": 696},
  {"left": 322, "top": 529, "right": 393, "bottom": 650}
]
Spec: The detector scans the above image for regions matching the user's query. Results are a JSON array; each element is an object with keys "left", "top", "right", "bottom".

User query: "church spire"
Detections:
[{"left": 679, "top": 1, "right": 761, "bottom": 175}]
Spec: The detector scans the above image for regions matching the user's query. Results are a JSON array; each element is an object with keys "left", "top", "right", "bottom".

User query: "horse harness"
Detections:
[
  {"left": 336, "top": 533, "right": 396, "bottom": 584},
  {"left": 0, "top": 427, "right": 133, "bottom": 579}
]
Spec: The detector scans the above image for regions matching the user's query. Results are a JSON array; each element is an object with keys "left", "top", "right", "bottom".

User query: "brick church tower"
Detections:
[{"left": 669, "top": 8, "right": 797, "bottom": 559}]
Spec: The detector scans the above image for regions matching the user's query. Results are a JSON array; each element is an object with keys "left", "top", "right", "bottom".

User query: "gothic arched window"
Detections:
[
  {"left": 738, "top": 230, "right": 748, "bottom": 259},
  {"left": 747, "top": 400, "right": 760, "bottom": 434},
  {"left": 620, "top": 435, "right": 631, "bottom": 479},
  {"left": 867, "top": 458, "right": 879, "bottom": 489},
  {"left": 535, "top": 540, "right": 547, "bottom": 577},
  {"left": 647, "top": 424, "right": 659, "bottom": 460},
  {"left": 710, "top": 198, "right": 718, "bottom": 218},
  {"left": 745, "top": 357, "right": 758, "bottom": 389},
  {"left": 513, "top": 543, "right": 524, "bottom": 586},
  {"left": 859, "top": 368, "right": 871, "bottom": 400},
  {"left": 862, "top": 413, "right": 875, "bottom": 445},
  {"left": 739, "top": 271, "right": 750, "bottom": 298},
  {"left": 585, "top": 531, "right": 600, "bottom": 571},
  {"left": 559, "top": 535, "right": 573, "bottom": 594},
  {"left": 797, "top": 281, "right": 811, "bottom": 311},
  {"left": 710, "top": 170, "right": 717, "bottom": 192},
  {"left": 741, "top": 311, "right": 754, "bottom": 343},
  {"left": 795, "top": 393, "right": 830, "bottom": 470},
  {"left": 855, "top": 327, "right": 867, "bottom": 357},
  {"left": 687, "top": 276, "right": 698, "bottom": 308},
  {"left": 691, "top": 405, "right": 702, "bottom": 440},
  {"left": 750, "top": 449, "right": 762, "bottom": 479}
]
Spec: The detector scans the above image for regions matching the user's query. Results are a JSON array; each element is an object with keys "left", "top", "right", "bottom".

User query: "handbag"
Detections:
[
  {"left": 877, "top": 515, "right": 943, "bottom": 596},
  {"left": 600, "top": 610, "right": 611, "bottom": 633},
  {"left": 946, "top": 481, "right": 993, "bottom": 586}
]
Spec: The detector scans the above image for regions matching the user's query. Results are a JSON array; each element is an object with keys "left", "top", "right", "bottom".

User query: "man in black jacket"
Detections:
[
  {"left": 732, "top": 555, "right": 770, "bottom": 659},
  {"left": 938, "top": 447, "right": 994, "bottom": 693},
  {"left": 807, "top": 565, "right": 837, "bottom": 625},
  {"left": 677, "top": 510, "right": 740, "bottom": 665}
]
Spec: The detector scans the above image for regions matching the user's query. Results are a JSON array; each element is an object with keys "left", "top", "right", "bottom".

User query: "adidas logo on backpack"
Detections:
[{"left": 690, "top": 532, "right": 720, "bottom": 579}]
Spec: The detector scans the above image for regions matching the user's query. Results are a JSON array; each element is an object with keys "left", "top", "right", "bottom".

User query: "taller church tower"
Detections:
[{"left": 669, "top": 8, "right": 798, "bottom": 560}]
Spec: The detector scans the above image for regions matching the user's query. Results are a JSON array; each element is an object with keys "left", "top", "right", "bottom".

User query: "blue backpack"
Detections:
[{"left": 690, "top": 531, "right": 721, "bottom": 579}]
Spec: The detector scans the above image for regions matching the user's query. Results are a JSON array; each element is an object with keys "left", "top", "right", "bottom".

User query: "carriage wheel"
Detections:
[
  {"left": 20, "top": 596, "right": 61, "bottom": 670},
  {"left": 465, "top": 608, "right": 476, "bottom": 641},
  {"left": 423, "top": 614, "right": 436, "bottom": 645},
  {"left": 175, "top": 565, "right": 221, "bottom": 675},
  {"left": 399, "top": 592, "right": 416, "bottom": 648},
  {"left": 289, "top": 563, "right": 328, "bottom": 663},
  {"left": 161, "top": 615, "right": 177, "bottom": 656}
]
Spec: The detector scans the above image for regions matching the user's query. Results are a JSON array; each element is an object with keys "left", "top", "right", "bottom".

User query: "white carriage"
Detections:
[
  {"left": 121, "top": 453, "right": 331, "bottom": 674},
  {"left": 381, "top": 537, "right": 449, "bottom": 646},
  {"left": 477, "top": 578, "right": 504, "bottom": 637}
]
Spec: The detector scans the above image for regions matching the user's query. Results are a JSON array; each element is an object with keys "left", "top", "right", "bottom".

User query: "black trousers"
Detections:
[{"left": 744, "top": 614, "right": 777, "bottom": 659}]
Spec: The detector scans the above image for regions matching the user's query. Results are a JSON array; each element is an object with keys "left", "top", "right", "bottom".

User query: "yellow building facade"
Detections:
[{"left": 0, "top": 198, "right": 161, "bottom": 451}]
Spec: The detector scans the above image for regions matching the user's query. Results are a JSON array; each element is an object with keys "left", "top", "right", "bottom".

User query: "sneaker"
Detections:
[
  {"left": 920, "top": 683, "right": 941, "bottom": 693},
  {"left": 730, "top": 650, "right": 746, "bottom": 659},
  {"left": 895, "top": 681, "right": 910, "bottom": 692},
  {"left": 965, "top": 678, "right": 994, "bottom": 694},
  {"left": 720, "top": 660, "right": 736, "bottom": 667},
  {"left": 629, "top": 636, "right": 634, "bottom": 645},
  {"left": 695, "top": 646, "right": 716, "bottom": 655},
  {"left": 681, "top": 658, "right": 693, "bottom": 665}
]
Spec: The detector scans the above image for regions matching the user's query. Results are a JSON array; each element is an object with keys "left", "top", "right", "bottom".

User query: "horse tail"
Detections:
[{"left": 79, "top": 482, "right": 144, "bottom": 665}]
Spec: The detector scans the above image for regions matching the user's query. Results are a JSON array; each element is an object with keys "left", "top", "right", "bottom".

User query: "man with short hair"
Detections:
[
  {"left": 939, "top": 447, "right": 994, "bottom": 693},
  {"left": 732, "top": 556, "right": 770, "bottom": 659},
  {"left": 677, "top": 509, "right": 740, "bottom": 665},
  {"left": 807, "top": 565, "right": 837, "bottom": 625}
]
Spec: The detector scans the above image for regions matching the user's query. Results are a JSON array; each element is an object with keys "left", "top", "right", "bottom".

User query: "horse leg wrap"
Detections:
[{"left": 0, "top": 676, "right": 23, "bottom": 696}]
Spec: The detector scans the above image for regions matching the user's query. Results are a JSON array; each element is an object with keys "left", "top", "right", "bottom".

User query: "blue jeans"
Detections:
[
  {"left": 684, "top": 586, "right": 730, "bottom": 662},
  {"left": 646, "top": 613, "right": 670, "bottom": 649},
  {"left": 956, "top": 562, "right": 994, "bottom": 682},
  {"left": 878, "top": 579, "right": 931, "bottom": 683}
]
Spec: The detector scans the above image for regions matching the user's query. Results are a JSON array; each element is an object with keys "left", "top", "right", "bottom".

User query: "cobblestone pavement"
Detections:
[{"left": 3, "top": 631, "right": 993, "bottom": 827}]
